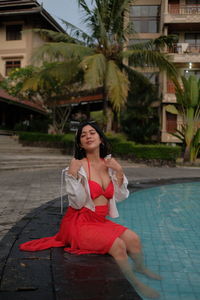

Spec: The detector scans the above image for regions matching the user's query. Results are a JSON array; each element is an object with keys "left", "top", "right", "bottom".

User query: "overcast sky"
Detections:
[{"left": 37, "top": 0, "right": 90, "bottom": 32}]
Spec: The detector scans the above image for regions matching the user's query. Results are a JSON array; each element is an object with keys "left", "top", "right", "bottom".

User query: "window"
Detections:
[
  {"left": 185, "top": 33, "right": 200, "bottom": 52},
  {"left": 186, "top": 0, "right": 200, "bottom": 4},
  {"left": 166, "top": 112, "right": 177, "bottom": 133},
  {"left": 5, "top": 60, "right": 21, "bottom": 76},
  {"left": 185, "top": 33, "right": 200, "bottom": 45},
  {"left": 130, "top": 5, "right": 160, "bottom": 33},
  {"left": 6, "top": 24, "right": 22, "bottom": 41}
]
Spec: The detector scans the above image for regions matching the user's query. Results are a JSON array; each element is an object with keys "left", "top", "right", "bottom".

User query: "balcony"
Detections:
[
  {"left": 167, "top": 43, "right": 200, "bottom": 63},
  {"left": 164, "top": 4, "right": 200, "bottom": 24},
  {"left": 168, "top": 43, "right": 200, "bottom": 54},
  {"left": 168, "top": 4, "right": 200, "bottom": 15}
]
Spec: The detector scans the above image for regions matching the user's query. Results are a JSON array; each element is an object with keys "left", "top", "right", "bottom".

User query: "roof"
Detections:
[
  {"left": 49, "top": 94, "right": 104, "bottom": 107},
  {"left": 0, "top": 88, "right": 47, "bottom": 114},
  {"left": 0, "top": 0, "right": 65, "bottom": 33}
]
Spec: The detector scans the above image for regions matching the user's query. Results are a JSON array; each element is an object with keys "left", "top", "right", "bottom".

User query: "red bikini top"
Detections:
[{"left": 87, "top": 158, "right": 114, "bottom": 200}]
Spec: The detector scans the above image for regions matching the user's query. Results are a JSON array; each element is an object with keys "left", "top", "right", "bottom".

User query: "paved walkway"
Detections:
[{"left": 0, "top": 136, "right": 200, "bottom": 300}]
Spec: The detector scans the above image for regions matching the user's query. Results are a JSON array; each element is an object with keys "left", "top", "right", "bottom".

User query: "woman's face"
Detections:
[{"left": 79, "top": 125, "right": 102, "bottom": 152}]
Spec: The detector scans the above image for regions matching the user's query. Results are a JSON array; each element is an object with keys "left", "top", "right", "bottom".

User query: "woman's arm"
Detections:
[
  {"left": 65, "top": 159, "right": 87, "bottom": 209},
  {"left": 104, "top": 157, "right": 124, "bottom": 186},
  {"left": 113, "top": 174, "right": 129, "bottom": 202},
  {"left": 68, "top": 158, "right": 82, "bottom": 178},
  {"left": 105, "top": 157, "right": 129, "bottom": 201}
]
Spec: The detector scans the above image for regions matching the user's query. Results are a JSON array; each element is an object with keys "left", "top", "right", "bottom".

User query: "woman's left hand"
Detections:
[{"left": 104, "top": 157, "right": 123, "bottom": 174}]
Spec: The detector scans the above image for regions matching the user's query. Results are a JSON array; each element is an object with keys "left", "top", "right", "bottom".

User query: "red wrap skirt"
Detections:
[{"left": 19, "top": 205, "right": 127, "bottom": 255}]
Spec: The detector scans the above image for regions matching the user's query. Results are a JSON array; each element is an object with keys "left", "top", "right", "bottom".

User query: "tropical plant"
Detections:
[
  {"left": 18, "top": 0, "right": 177, "bottom": 132},
  {"left": 166, "top": 75, "right": 200, "bottom": 162},
  {"left": 121, "top": 74, "right": 160, "bottom": 143}
]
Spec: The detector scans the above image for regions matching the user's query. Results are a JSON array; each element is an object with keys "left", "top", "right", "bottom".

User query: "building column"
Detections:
[
  {"left": 163, "top": 71, "right": 167, "bottom": 96},
  {"left": 161, "top": 105, "right": 167, "bottom": 142},
  {"left": 164, "top": 0, "right": 168, "bottom": 14}
]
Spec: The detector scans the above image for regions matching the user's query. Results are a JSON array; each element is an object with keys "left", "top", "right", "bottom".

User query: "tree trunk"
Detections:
[
  {"left": 105, "top": 106, "right": 113, "bottom": 132},
  {"left": 103, "top": 93, "right": 111, "bottom": 132},
  {"left": 112, "top": 110, "right": 119, "bottom": 132},
  {"left": 183, "top": 145, "right": 191, "bottom": 162}
]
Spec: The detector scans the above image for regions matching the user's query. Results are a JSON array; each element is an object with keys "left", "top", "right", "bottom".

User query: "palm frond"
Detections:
[
  {"left": 193, "top": 128, "right": 200, "bottom": 147},
  {"left": 171, "top": 132, "right": 184, "bottom": 142},
  {"left": 128, "top": 35, "right": 177, "bottom": 51},
  {"left": 32, "top": 42, "right": 94, "bottom": 63},
  {"left": 128, "top": 40, "right": 155, "bottom": 51},
  {"left": 165, "top": 104, "right": 179, "bottom": 115},
  {"left": 106, "top": 60, "right": 129, "bottom": 112},
  {"left": 122, "top": 64, "right": 153, "bottom": 87},
  {"left": 60, "top": 19, "right": 94, "bottom": 45},
  {"left": 22, "top": 61, "right": 83, "bottom": 92},
  {"left": 110, "top": 0, "right": 133, "bottom": 40},
  {"left": 77, "top": 0, "right": 92, "bottom": 14},
  {"left": 80, "top": 53, "right": 106, "bottom": 88},
  {"left": 95, "top": 6, "right": 109, "bottom": 47},
  {"left": 153, "top": 34, "right": 178, "bottom": 49},
  {"left": 27, "top": 28, "right": 74, "bottom": 43},
  {"left": 123, "top": 49, "right": 177, "bottom": 79}
]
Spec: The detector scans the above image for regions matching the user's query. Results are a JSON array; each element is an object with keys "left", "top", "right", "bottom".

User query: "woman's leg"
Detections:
[
  {"left": 120, "top": 229, "right": 162, "bottom": 280},
  {"left": 109, "top": 237, "right": 160, "bottom": 299}
]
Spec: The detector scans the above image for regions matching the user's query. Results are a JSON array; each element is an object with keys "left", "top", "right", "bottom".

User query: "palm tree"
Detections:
[
  {"left": 21, "top": 0, "right": 178, "bottom": 131},
  {"left": 166, "top": 75, "right": 200, "bottom": 162}
]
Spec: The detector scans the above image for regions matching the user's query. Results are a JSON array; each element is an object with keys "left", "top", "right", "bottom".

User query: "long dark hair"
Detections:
[{"left": 74, "top": 121, "right": 111, "bottom": 159}]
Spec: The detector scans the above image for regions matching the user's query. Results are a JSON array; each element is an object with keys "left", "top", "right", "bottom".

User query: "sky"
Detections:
[{"left": 37, "top": 0, "right": 90, "bottom": 32}]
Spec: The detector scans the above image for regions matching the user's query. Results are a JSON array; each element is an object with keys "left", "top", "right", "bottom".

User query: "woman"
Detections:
[{"left": 19, "top": 121, "right": 161, "bottom": 298}]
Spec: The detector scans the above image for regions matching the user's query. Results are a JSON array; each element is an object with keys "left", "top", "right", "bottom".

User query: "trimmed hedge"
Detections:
[
  {"left": 19, "top": 132, "right": 64, "bottom": 142},
  {"left": 62, "top": 134, "right": 75, "bottom": 154},
  {"left": 18, "top": 132, "right": 181, "bottom": 166},
  {"left": 126, "top": 144, "right": 181, "bottom": 160}
]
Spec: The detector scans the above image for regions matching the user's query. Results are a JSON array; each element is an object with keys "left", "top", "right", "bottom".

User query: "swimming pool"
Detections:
[{"left": 116, "top": 182, "right": 200, "bottom": 300}]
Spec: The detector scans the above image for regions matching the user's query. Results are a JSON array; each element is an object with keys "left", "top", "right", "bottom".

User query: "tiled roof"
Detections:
[
  {"left": 0, "top": 0, "right": 65, "bottom": 33},
  {"left": 0, "top": 88, "right": 47, "bottom": 114},
  {"left": 49, "top": 94, "right": 104, "bottom": 107}
]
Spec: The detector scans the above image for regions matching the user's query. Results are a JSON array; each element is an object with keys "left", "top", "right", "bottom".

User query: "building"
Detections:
[
  {"left": 0, "top": 0, "right": 104, "bottom": 131},
  {"left": 129, "top": 0, "right": 200, "bottom": 143},
  {"left": 0, "top": 0, "right": 65, "bottom": 130}
]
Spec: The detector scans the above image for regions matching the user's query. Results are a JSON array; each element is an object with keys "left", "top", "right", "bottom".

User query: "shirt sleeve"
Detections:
[
  {"left": 65, "top": 171, "right": 87, "bottom": 209},
  {"left": 113, "top": 173, "right": 129, "bottom": 202}
]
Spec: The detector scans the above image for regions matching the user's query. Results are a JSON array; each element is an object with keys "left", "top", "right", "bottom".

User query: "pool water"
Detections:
[{"left": 116, "top": 182, "right": 200, "bottom": 300}]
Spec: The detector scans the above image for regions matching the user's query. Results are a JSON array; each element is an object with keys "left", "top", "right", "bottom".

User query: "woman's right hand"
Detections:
[{"left": 68, "top": 158, "right": 82, "bottom": 178}]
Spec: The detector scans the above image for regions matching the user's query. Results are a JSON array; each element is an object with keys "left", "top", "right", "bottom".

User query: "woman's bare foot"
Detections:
[
  {"left": 135, "top": 267, "right": 162, "bottom": 280},
  {"left": 135, "top": 280, "right": 160, "bottom": 299},
  {"left": 116, "top": 259, "right": 160, "bottom": 299}
]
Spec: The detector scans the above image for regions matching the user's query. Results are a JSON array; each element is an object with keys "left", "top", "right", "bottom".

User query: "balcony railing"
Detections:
[
  {"left": 168, "top": 4, "right": 200, "bottom": 14},
  {"left": 168, "top": 43, "right": 200, "bottom": 54},
  {"left": 187, "top": 44, "right": 200, "bottom": 53}
]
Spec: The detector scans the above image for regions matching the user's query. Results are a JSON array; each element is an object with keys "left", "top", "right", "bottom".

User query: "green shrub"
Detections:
[
  {"left": 106, "top": 132, "right": 127, "bottom": 142},
  {"left": 110, "top": 140, "right": 181, "bottom": 162},
  {"left": 19, "top": 132, "right": 63, "bottom": 142},
  {"left": 62, "top": 133, "right": 75, "bottom": 154},
  {"left": 131, "top": 144, "right": 181, "bottom": 160},
  {"left": 18, "top": 132, "right": 75, "bottom": 152}
]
